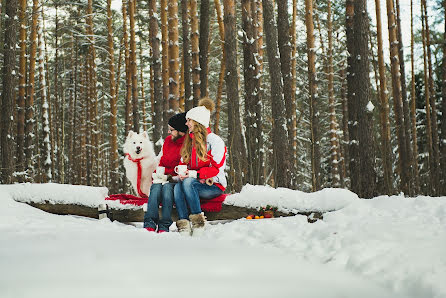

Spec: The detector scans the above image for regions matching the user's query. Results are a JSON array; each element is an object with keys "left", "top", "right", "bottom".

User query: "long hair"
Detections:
[{"left": 181, "top": 120, "right": 209, "bottom": 163}]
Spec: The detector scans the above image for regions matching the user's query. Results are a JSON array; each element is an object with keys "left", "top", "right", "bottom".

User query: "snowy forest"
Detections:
[{"left": 0, "top": 0, "right": 445, "bottom": 199}]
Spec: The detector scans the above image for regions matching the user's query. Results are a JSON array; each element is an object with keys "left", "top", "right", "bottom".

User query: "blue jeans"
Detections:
[
  {"left": 143, "top": 183, "right": 175, "bottom": 232},
  {"left": 174, "top": 177, "right": 223, "bottom": 219}
]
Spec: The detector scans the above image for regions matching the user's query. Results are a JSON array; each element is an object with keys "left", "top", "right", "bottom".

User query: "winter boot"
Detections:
[
  {"left": 189, "top": 212, "right": 206, "bottom": 236},
  {"left": 176, "top": 219, "right": 191, "bottom": 235}
]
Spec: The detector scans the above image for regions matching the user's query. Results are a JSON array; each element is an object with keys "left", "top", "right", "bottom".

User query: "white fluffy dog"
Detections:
[{"left": 123, "top": 131, "right": 158, "bottom": 197}]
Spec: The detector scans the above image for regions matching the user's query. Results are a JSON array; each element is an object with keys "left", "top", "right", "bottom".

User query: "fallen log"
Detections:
[{"left": 24, "top": 201, "right": 324, "bottom": 223}]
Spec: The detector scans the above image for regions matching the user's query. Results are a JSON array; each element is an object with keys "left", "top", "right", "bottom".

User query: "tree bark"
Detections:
[
  {"left": 190, "top": 0, "right": 200, "bottom": 107},
  {"left": 181, "top": 0, "right": 192, "bottom": 112},
  {"left": 223, "top": 0, "right": 247, "bottom": 192},
  {"left": 199, "top": 0, "right": 210, "bottom": 96},
  {"left": 1, "top": 0, "right": 18, "bottom": 183},
  {"left": 304, "top": 0, "right": 320, "bottom": 191},
  {"left": 374, "top": 0, "right": 392, "bottom": 194},
  {"left": 410, "top": 0, "right": 420, "bottom": 193},
  {"left": 168, "top": 0, "right": 180, "bottom": 114},
  {"left": 327, "top": 0, "right": 340, "bottom": 187},
  {"left": 386, "top": 0, "right": 409, "bottom": 194},
  {"left": 149, "top": 0, "right": 163, "bottom": 153},
  {"left": 354, "top": 0, "right": 376, "bottom": 198},
  {"left": 161, "top": 0, "right": 169, "bottom": 134},
  {"left": 263, "top": 0, "right": 290, "bottom": 188},
  {"left": 128, "top": 0, "right": 139, "bottom": 132},
  {"left": 16, "top": 0, "right": 27, "bottom": 179},
  {"left": 441, "top": 0, "right": 446, "bottom": 194},
  {"left": 277, "top": 0, "right": 296, "bottom": 186},
  {"left": 213, "top": 0, "right": 225, "bottom": 134}
]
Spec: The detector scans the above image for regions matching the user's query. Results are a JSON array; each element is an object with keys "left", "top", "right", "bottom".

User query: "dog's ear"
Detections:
[
  {"left": 127, "top": 130, "right": 134, "bottom": 138},
  {"left": 141, "top": 131, "right": 149, "bottom": 139}
]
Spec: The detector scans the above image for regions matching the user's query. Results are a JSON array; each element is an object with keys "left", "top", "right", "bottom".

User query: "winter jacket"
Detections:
[
  {"left": 181, "top": 128, "right": 227, "bottom": 191},
  {"left": 158, "top": 135, "right": 185, "bottom": 175}
]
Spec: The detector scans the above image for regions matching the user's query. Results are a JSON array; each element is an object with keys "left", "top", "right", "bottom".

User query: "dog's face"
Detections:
[{"left": 123, "top": 131, "right": 154, "bottom": 158}]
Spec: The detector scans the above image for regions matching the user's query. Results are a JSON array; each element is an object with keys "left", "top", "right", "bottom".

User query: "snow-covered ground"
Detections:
[{"left": 1, "top": 183, "right": 445, "bottom": 298}]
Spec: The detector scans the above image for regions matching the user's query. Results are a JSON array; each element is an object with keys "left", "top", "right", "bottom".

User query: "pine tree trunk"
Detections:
[
  {"left": 161, "top": 0, "right": 169, "bottom": 134},
  {"left": 420, "top": 0, "right": 435, "bottom": 195},
  {"left": 190, "top": 0, "right": 200, "bottom": 107},
  {"left": 263, "top": 0, "right": 290, "bottom": 188},
  {"left": 242, "top": 0, "right": 263, "bottom": 186},
  {"left": 168, "top": 0, "right": 180, "bottom": 114},
  {"left": 277, "top": 0, "right": 296, "bottom": 186},
  {"left": 128, "top": 0, "right": 139, "bottom": 132},
  {"left": 374, "top": 0, "right": 393, "bottom": 194},
  {"left": 26, "top": 0, "right": 39, "bottom": 180},
  {"left": 213, "top": 0, "right": 225, "bottom": 134},
  {"left": 107, "top": 0, "right": 119, "bottom": 193},
  {"left": 223, "top": 0, "right": 246, "bottom": 192},
  {"left": 327, "top": 0, "right": 340, "bottom": 187},
  {"left": 199, "top": 0, "right": 210, "bottom": 96},
  {"left": 149, "top": 0, "right": 163, "bottom": 154},
  {"left": 1, "top": 0, "right": 18, "bottom": 183},
  {"left": 386, "top": 0, "right": 409, "bottom": 194},
  {"left": 37, "top": 6, "right": 51, "bottom": 182},
  {"left": 422, "top": 0, "right": 440, "bottom": 195},
  {"left": 139, "top": 45, "right": 147, "bottom": 131},
  {"left": 304, "top": 0, "right": 320, "bottom": 191},
  {"left": 123, "top": 0, "right": 132, "bottom": 136},
  {"left": 182, "top": 0, "right": 192, "bottom": 111},
  {"left": 16, "top": 0, "right": 27, "bottom": 179},
  {"left": 291, "top": 0, "right": 298, "bottom": 176},
  {"left": 354, "top": 0, "right": 376, "bottom": 198},
  {"left": 441, "top": 0, "right": 446, "bottom": 194},
  {"left": 395, "top": 0, "right": 414, "bottom": 195},
  {"left": 410, "top": 0, "right": 420, "bottom": 193}
]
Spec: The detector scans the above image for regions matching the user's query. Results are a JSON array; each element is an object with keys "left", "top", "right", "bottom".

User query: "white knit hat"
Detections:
[{"left": 186, "top": 106, "right": 210, "bottom": 128}]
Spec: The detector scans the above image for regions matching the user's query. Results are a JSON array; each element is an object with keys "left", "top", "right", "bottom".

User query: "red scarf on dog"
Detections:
[{"left": 125, "top": 153, "right": 147, "bottom": 197}]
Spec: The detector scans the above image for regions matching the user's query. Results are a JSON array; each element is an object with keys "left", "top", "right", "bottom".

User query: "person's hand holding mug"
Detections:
[{"left": 174, "top": 165, "right": 188, "bottom": 180}]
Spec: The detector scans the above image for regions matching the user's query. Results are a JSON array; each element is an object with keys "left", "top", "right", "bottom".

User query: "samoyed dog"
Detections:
[{"left": 123, "top": 131, "right": 158, "bottom": 197}]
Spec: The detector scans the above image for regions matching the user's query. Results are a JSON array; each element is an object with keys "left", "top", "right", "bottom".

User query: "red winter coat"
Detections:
[
  {"left": 158, "top": 135, "right": 185, "bottom": 175},
  {"left": 180, "top": 128, "right": 227, "bottom": 191}
]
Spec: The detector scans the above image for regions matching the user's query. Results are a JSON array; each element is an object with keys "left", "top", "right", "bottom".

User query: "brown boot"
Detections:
[
  {"left": 176, "top": 219, "right": 191, "bottom": 235},
  {"left": 189, "top": 213, "right": 206, "bottom": 236}
]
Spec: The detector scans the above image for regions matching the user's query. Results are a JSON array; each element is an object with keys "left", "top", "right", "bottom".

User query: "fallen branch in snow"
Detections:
[{"left": 23, "top": 201, "right": 324, "bottom": 223}]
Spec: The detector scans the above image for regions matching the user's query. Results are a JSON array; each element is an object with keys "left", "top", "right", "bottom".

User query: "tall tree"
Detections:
[
  {"left": 161, "top": 0, "right": 169, "bottom": 134},
  {"left": 327, "top": 0, "right": 340, "bottom": 187},
  {"left": 304, "top": 0, "right": 320, "bottom": 190},
  {"left": 199, "top": 0, "right": 210, "bottom": 96},
  {"left": 421, "top": 0, "right": 440, "bottom": 195},
  {"left": 395, "top": 0, "right": 414, "bottom": 195},
  {"left": 26, "top": 0, "right": 39, "bottom": 180},
  {"left": 354, "top": 0, "right": 376, "bottom": 198},
  {"left": 277, "top": 0, "right": 296, "bottom": 186},
  {"left": 16, "top": 0, "right": 27, "bottom": 178},
  {"left": 242, "top": 0, "right": 263, "bottom": 185},
  {"left": 410, "top": 0, "right": 420, "bottom": 193},
  {"left": 223, "top": 0, "right": 246, "bottom": 191},
  {"left": 149, "top": 0, "right": 163, "bottom": 153},
  {"left": 107, "top": 0, "right": 119, "bottom": 193},
  {"left": 190, "top": 0, "right": 200, "bottom": 107},
  {"left": 213, "top": 0, "right": 225, "bottom": 134},
  {"left": 1, "top": 0, "right": 18, "bottom": 183},
  {"left": 420, "top": 0, "right": 436, "bottom": 194},
  {"left": 168, "top": 0, "right": 180, "bottom": 114},
  {"left": 441, "top": 0, "right": 446, "bottom": 194},
  {"left": 181, "top": 0, "right": 192, "bottom": 111},
  {"left": 374, "top": 0, "right": 392, "bottom": 194},
  {"left": 386, "top": 0, "right": 409, "bottom": 194},
  {"left": 263, "top": 0, "right": 290, "bottom": 188},
  {"left": 122, "top": 0, "right": 132, "bottom": 136},
  {"left": 128, "top": 0, "right": 139, "bottom": 132}
]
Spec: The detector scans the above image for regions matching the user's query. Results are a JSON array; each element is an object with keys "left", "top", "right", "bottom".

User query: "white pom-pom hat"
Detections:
[{"left": 186, "top": 106, "right": 210, "bottom": 128}]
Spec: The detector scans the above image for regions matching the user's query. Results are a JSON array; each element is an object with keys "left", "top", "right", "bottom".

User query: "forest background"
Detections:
[{"left": 0, "top": 0, "right": 445, "bottom": 199}]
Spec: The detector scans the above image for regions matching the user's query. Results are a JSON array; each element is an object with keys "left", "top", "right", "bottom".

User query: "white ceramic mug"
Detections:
[
  {"left": 156, "top": 166, "right": 165, "bottom": 176},
  {"left": 174, "top": 165, "right": 188, "bottom": 176}
]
